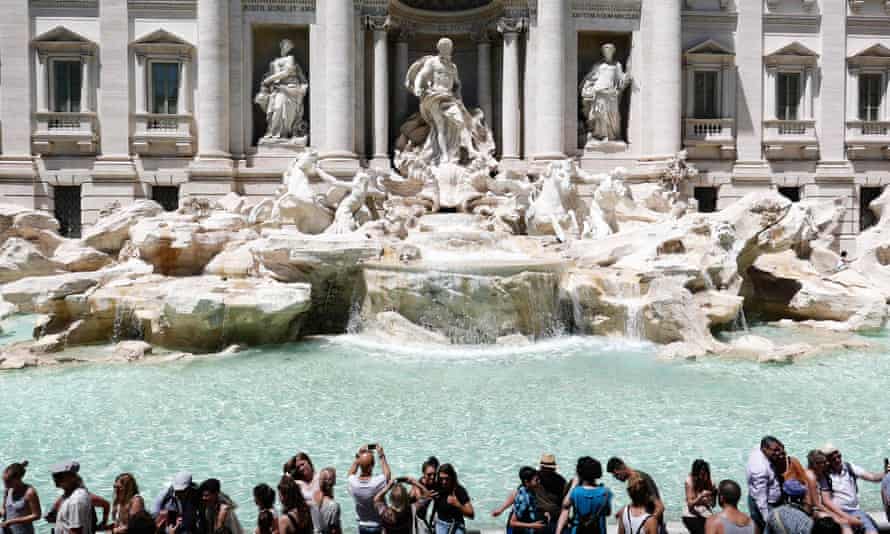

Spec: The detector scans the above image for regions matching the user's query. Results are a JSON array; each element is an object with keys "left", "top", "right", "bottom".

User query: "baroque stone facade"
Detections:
[{"left": 2, "top": 0, "right": 890, "bottom": 250}]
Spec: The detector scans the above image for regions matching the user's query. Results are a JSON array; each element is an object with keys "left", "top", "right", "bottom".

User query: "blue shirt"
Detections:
[
  {"left": 569, "top": 485, "right": 612, "bottom": 534},
  {"left": 512, "top": 486, "right": 539, "bottom": 534}
]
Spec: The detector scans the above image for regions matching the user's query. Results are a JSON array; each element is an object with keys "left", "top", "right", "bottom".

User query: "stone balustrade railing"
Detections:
[
  {"left": 32, "top": 111, "right": 98, "bottom": 154},
  {"left": 764, "top": 119, "right": 817, "bottom": 139},
  {"left": 684, "top": 118, "right": 734, "bottom": 141},
  {"left": 133, "top": 113, "right": 195, "bottom": 156}
]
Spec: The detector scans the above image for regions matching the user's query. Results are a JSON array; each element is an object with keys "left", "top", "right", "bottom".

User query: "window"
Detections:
[
  {"left": 151, "top": 62, "right": 179, "bottom": 115},
  {"left": 152, "top": 186, "right": 180, "bottom": 212},
  {"left": 54, "top": 186, "right": 82, "bottom": 238},
  {"left": 777, "top": 72, "right": 801, "bottom": 121},
  {"left": 778, "top": 186, "right": 801, "bottom": 202},
  {"left": 694, "top": 71, "right": 719, "bottom": 119},
  {"left": 859, "top": 73, "right": 883, "bottom": 122},
  {"left": 694, "top": 187, "right": 718, "bottom": 213},
  {"left": 860, "top": 186, "right": 884, "bottom": 231},
  {"left": 52, "top": 60, "right": 82, "bottom": 112}
]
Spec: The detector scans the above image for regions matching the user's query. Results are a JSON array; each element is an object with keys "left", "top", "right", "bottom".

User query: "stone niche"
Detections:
[
  {"left": 577, "top": 32, "right": 632, "bottom": 149},
  {"left": 387, "top": 33, "right": 502, "bottom": 156},
  {"left": 251, "top": 25, "right": 310, "bottom": 148}
]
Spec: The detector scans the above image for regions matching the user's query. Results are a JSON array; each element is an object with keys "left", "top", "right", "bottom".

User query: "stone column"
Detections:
[
  {"left": 320, "top": 0, "right": 358, "bottom": 174},
  {"left": 93, "top": 0, "right": 136, "bottom": 180},
  {"left": 394, "top": 30, "right": 412, "bottom": 130},
  {"left": 533, "top": 0, "right": 568, "bottom": 161},
  {"left": 369, "top": 16, "right": 391, "bottom": 170},
  {"left": 195, "top": 0, "right": 230, "bottom": 161},
  {"left": 80, "top": 56, "right": 90, "bottom": 111},
  {"left": 499, "top": 18, "right": 524, "bottom": 163},
  {"left": 0, "top": 0, "right": 37, "bottom": 203},
  {"left": 642, "top": 0, "right": 682, "bottom": 157},
  {"left": 475, "top": 31, "right": 493, "bottom": 126}
]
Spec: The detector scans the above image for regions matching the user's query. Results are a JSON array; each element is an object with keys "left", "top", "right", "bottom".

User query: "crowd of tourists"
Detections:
[{"left": 2, "top": 437, "right": 889, "bottom": 534}]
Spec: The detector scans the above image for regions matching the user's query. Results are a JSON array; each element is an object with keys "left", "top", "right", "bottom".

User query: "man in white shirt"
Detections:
[
  {"left": 347, "top": 444, "right": 392, "bottom": 534},
  {"left": 52, "top": 461, "right": 93, "bottom": 534},
  {"left": 746, "top": 436, "right": 784, "bottom": 531},
  {"left": 821, "top": 444, "right": 884, "bottom": 534}
]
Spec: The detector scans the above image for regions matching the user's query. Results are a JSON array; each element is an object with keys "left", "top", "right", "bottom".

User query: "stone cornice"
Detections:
[
  {"left": 763, "top": 13, "right": 821, "bottom": 33},
  {"left": 682, "top": 10, "right": 738, "bottom": 31},
  {"left": 848, "top": 15, "right": 890, "bottom": 35},
  {"left": 129, "top": 0, "right": 196, "bottom": 15},
  {"left": 30, "top": 0, "right": 96, "bottom": 8}
]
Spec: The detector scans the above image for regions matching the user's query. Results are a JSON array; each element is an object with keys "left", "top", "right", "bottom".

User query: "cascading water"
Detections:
[
  {"left": 733, "top": 307, "right": 750, "bottom": 332},
  {"left": 614, "top": 276, "right": 645, "bottom": 340}
]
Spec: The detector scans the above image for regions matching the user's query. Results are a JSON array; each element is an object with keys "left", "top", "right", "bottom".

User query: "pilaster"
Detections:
[
  {"left": 734, "top": 0, "right": 766, "bottom": 171},
  {"left": 641, "top": 0, "right": 682, "bottom": 159},
  {"left": 94, "top": 0, "right": 137, "bottom": 181},
  {"left": 499, "top": 17, "right": 525, "bottom": 165},
  {"left": 819, "top": 0, "right": 849, "bottom": 165},
  {"left": 0, "top": 0, "right": 37, "bottom": 192},
  {"left": 368, "top": 16, "right": 391, "bottom": 170}
]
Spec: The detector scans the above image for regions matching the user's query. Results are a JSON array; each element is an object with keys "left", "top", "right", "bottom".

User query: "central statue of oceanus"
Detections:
[{"left": 394, "top": 37, "right": 497, "bottom": 209}]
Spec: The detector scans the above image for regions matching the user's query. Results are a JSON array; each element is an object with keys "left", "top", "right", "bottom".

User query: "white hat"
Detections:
[{"left": 172, "top": 471, "right": 193, "bottom": 491}]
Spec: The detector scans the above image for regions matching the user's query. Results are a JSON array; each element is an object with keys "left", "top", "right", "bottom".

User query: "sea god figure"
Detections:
[
  {"left": 405, "top": 37, "right": 485, "bottom": 166},
  {"left": 580, "top": 43, "right": 632, "bottom": 143},
  {"left": 255, "top": 39, "right": 308, "bottom": 142}
]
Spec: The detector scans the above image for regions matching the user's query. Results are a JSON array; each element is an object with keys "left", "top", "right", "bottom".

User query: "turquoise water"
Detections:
[{"left": 1, "top": 316, "right": 890, "bottom": 533}]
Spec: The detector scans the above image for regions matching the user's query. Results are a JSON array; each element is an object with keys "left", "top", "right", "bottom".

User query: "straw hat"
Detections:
[{"left": 539, "top": 454, "right": 558, "bottom": 470}]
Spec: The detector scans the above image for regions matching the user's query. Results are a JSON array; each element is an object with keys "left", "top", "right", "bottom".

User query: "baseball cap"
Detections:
[
  {"left": 51, "top": 461, "right": 80, "bottom": 476},
  {"left": 172, "top": 471, "right": 193, "bottom": 491}
]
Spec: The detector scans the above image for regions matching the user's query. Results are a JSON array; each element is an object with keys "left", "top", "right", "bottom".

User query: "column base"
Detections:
[
  {"left": 319, "top": 150, "right": 360, "bottom": 177},
  {"left": 732, "top": 160, "right": 772, "bottom": 182},
  {"left": 370, "top": 155, "right": 392, "bottom": 172}
]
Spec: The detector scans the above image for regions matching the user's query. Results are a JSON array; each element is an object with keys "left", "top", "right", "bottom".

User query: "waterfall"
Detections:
[{"left": 615, "top": 276, "right": 645, "bottom": 340}]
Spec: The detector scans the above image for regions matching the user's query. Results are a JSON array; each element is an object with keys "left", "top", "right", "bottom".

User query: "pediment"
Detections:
[
  {"left": 764, "top": 41, "right": 819, "bottom": 66},
  {"left": 849, "top": 43, "right": 890, "bottom": 67},
  {"left": 686, "top": 39, "right": 733, "bottom": 56},
  {"left": 851, "top": 43, "right": 890, "bottom": 58},
  {"left": 32, "top": 26, "right": 97, "bottom": 53},
  {"left": 130, "top": 29, "right": 194, "bottom": 57},
  {"left": 765, "top": 42, "right": 819, "bottom": 58}
]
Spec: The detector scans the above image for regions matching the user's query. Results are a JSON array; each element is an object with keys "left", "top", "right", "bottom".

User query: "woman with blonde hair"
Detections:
[
  {"left": 618, "top": 475, "right": 657, "bottom": 534},
  {"left": 111, "top": 473, "right": 144, "bottom": 534},
  {"left": 374, "top": 480, "right": 422, "bottom": 534},
  {"left": 311, "top": 468, "right": 341, "bottom": 534}
]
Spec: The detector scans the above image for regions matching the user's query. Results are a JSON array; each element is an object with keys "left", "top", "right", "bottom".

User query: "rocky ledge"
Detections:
[{"left": 2, "top": 159, "right": 890, "bottom": 367}]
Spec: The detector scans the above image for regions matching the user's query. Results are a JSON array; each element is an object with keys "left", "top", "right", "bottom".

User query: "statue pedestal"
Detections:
[{"left": 584, "top": 139, "right": 628, "bottom": 154}]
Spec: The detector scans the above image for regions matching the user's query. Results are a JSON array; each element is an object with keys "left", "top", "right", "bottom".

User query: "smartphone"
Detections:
[
  {"left": 167, "top": 509, "right": 178, "bottom": 524},
  {"left": 367, "top": 443, "right": 377, "bottom": 451},
  {"left": 396, "top": 476, "right": 409, "bottom": 483}
]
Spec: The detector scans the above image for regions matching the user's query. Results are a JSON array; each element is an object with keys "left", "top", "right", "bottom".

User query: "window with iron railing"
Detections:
[
  {"left": 777, "top": 72, "right": 801, "bottom": 121},
  {"left": 52, "top": 60, "right": 82, "bottom": 113},
  {"left": 859, "top": 73, "right": 883, "bottom": 122},
  {"left": 151, "top": 62, "right": 179, "bottom": 115}
]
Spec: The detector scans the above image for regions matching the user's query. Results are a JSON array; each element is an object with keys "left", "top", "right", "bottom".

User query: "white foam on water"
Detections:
[{"left": 320, "top": 332, "right": 653, "bottom": 364}]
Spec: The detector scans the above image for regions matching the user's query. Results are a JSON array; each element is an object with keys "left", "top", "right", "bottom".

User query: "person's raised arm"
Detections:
[
  {"left": 405, "top": 478, "right": 430, "bottom": 501},
  {"left": 377, "top": 446, "right": 391, "bottom": 482},
  {"left": 685, "top": 479, "right": 698, "bottom": 512},
  {"left": 374, "top": 480, "right": 394, "bottom": 505},
  {"left": 491, "top": 490, "right": 517, "bottom": 518},
  {"left": 851, "top": 464, "right": 884, "bottom": 483},
  {"left": 348, "top": 447, "right": 366, "bottom": 477}
]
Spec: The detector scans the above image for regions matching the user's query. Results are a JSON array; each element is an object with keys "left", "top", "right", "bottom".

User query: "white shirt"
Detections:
[
  {"left": 828, "top": 463, "right": 866, "bottom": 511},
  {"left": 347, "top": 474, "right": 387, "bottom": 524},
  {"left": 746, "top": 447, "right": 781, "bottom": 520},
  {"left": 57, "top": 488, "right": 93, "bottom": 534}
]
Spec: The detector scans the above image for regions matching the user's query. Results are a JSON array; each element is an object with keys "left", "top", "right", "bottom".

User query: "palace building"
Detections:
[{"left": 1, "top": 0, "right": 889, "bottom": 250}]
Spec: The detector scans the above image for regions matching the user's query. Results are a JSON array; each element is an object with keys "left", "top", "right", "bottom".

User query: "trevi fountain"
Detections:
[{"left": 2, "top": 27, "right": 890, "bottom": 533}]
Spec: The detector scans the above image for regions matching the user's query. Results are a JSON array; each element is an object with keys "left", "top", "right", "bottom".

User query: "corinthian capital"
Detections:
[
  {"left": 497, "top": 17, "right": 527, "bottom": 35},
  {"left": 365, "top": 15, "right": 391, "bottom": 32}
]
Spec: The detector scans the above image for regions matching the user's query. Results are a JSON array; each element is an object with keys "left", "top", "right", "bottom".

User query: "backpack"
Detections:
[{"left": 572, "top": 489, "right": 608, "bottom": 534}]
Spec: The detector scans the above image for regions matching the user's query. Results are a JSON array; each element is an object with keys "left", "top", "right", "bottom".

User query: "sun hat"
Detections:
[
  {"left": 172, "top": 471, "right": 193, "bottom": 491},
  {"left": 539, "top": 454, "right": 558, "bottom": 470}
]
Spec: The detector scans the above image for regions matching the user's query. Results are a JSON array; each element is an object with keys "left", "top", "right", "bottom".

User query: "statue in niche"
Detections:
[
  {"left": 580, "top": 43, "right": 632, "bottom": 144},
  {"left": 255, "top": 38, "right": 308, "bottom": 144},
  {"left": 394, "top": 37, "right": 498, "bottom": 210},
  {"left": 399, "top": 37, "right": 496, "bottom": 169}
]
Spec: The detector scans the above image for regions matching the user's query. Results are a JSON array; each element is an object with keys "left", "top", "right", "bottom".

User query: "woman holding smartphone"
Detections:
[{"left": 431, "top": 465, "right": 473, "bottom": 534}]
